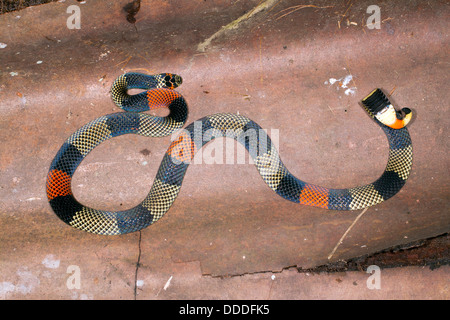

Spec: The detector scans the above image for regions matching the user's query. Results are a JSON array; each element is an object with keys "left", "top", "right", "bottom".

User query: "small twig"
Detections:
[
  {"left": 265, "top": 0, "right": 282, "bottom": 15},
  {"left": 327, "top": 105, "right": 335, "bottom": 115},
  {"left": 137, "top": 53, "right": 154, "bottom": 71},
  {"left": 328, "top": 207, "right": 369, "bottom": 260},
  {"left": 338, "top": 2, "right": 353, "bottom": 26},
  {"left": 389, "top": 86, "right": 397, "bottom": 97},
  {"left": 115, "top": 55, "right": 132, "bottom": 67},
  {"left": 245, "top": 0, "right": 265, "bottom": 19}
]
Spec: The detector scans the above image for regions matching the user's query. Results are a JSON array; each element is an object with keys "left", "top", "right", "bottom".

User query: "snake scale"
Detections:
[{"left": 46, "top": 73, "right": 413, "bottom": 235}]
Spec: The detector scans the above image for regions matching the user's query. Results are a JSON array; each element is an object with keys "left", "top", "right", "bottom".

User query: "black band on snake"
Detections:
[{"left": 46, "top": 73, "right": 413, "bottom": 235}]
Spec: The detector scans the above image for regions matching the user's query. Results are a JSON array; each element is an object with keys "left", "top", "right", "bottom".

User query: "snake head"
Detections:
[
  {"left": 362, "top": 89, "right": 412, "bottom": 129},
  {"left": 161, "top": 73, "right": 183, "bottom": 89}
]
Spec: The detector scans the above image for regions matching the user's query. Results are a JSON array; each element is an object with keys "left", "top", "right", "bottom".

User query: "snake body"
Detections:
[{"left": 46, "top": 73, "right": 413, "bottom": 235}]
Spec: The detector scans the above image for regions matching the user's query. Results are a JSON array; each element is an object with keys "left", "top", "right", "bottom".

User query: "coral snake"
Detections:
[{"left": 46, "top": 73, "right": 413, "bottom": 235}]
